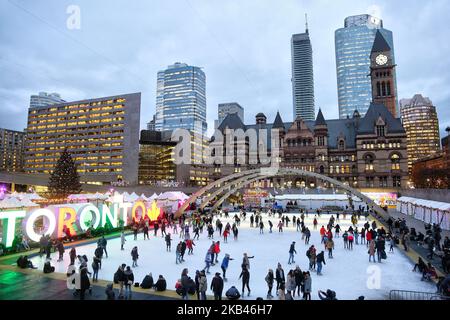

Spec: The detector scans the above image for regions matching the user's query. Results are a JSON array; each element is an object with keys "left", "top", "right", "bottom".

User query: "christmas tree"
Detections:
[{"left": 48, "top": 149, "right": 82, "bottom": 198}]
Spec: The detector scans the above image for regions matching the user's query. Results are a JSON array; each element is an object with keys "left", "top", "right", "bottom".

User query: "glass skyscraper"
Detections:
[
  {"left": 155, "top": 62, "right": 207, "bottom": 135},
  {"left": 291, "top": 24, "right": 315, "bottom": 121},
  {"left": 335, "top": 14, "right": 396, "bottom": 119}
]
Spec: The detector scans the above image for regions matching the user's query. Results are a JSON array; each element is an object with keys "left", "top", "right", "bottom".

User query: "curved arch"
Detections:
[
  {"left": 199, "top": 172, "right": 262, "bottom": 210},
  {"left": 176, "top": 168, "right": 390, "bottom": 221}
]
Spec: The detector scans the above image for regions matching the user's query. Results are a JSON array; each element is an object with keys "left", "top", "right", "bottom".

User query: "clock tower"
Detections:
[{"left": 370, "top": 30, "right": 398, "bottom": 117}]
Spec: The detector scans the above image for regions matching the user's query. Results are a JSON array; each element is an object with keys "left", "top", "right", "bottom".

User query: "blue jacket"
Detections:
[{"left": 221, "top": 256, "right": 230, "bottom": 269}]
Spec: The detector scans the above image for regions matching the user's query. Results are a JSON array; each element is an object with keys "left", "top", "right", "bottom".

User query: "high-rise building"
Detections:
[
  {"left": 215, "top": 102, "right": 244, "bottom": 129},
  {"left": 155, "top": 62, "right": 207, "bottom": 135},
  {"left": 0, "top": 128, "right": 26, "bottom": 172},
  {"left": 138, "top": 130, "right": 176, "bottom": 185},
  {"left": 24, "top": 93, "right": 141, "bottom": 185},
  {"left": 400, "top": 94, "right": 441, "bottom": 175},
  {"left": 30, "top": 92, "right": 65, "bottom": 108},
  {"left": 335, "top": 14, "right": 397, "bottom": 119},
  {"left": 291, "top": 16, "right": 315, "bottom": 121},
  {"left": 147, "top": 114, "right": 156, "bottom": 131}
]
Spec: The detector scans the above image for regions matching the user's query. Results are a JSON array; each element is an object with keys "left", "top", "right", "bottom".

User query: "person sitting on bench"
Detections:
[{"left": 43, "top": 261, "right": 55, "bottom": 273}]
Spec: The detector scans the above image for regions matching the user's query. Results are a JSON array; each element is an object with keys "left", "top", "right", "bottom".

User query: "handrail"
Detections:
[{"left": 389, "top": 289, "right": 449, "bottom": 300}]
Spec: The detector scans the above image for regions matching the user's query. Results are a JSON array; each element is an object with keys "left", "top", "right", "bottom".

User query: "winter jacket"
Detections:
[
  {"left": 316, "top": 252, "right": 326, "bottom": 264},
  {"left": 239, "top": 268, "right": 250, "bottom": 282},
  {"left": 265, "top": 272, "right": 274, "bottom": 286},
  {"left": 140, "top": 275, "right": 154, "bottom": 289},
  {"left": 289, "top": 243, "right": 297, "bottom": 254},
  {"left": 124, "top": 270, "right": 134, "bottom": 285},
  {"left": 80, "top": 269, "right": 91, "bottom": 290},
  {"left": 326, "top": 240, "right": 334, "bottom": 250},
  {"left": 155, "top": 278, "right": 167, "bottom": 291},
  {"left": 303, "top": 277, "right": 312, "bottom": 293},
  {"left": 368, "top": 241, "right": 376, "bottom": 255},
  {"left": 211, "top": 275, "right": 224, "bottom": 293},
  {"left": 275, "top": 268, "right": 285, "bottom": 282},
  {"left": 131, "top": 249, "right": 139, "bottom": 261},
  {"left": 214, "top": 243, "right": 221, "bottom": 254},
  {"left": 286, "top": 275, "right": 296, "bottom": 292},
  {"left": 199, "top": 275, "right": 208, "bottom": 292},
  {"left": 221, "top": 256, "right": 232, "bottom": 269},
  {"left": 294, "top": 269, "right": 304, "bottom": 285}
]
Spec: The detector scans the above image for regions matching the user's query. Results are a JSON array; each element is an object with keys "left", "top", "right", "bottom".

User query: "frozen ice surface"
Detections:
[{"left": 30, "top": 213, "right": 437, "bottom": 300}]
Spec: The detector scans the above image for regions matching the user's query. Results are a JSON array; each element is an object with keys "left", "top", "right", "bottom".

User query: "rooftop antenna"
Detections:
[{"left": 305, "top": 13, "right": 309, "bottom": 34}]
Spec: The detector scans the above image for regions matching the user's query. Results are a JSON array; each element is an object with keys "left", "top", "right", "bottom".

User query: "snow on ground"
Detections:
[{"left": 30, "top": 212, "right": 436, "bottom": 300}]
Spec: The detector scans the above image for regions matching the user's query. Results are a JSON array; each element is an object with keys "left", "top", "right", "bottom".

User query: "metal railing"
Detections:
[{"left": 389, "top": 290, "right": 449, "bottom": 300}]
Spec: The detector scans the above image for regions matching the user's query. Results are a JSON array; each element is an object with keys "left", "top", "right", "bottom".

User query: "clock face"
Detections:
[{"left": 376, "top": 54, "right": 388, "bottom": 66}]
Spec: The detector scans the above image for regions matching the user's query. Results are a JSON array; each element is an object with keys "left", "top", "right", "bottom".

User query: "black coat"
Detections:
[
  {"left": 316, "top": 252, "right": 326, "bottom": 264},
  {"left": 211, "top": 275, "right": 224, "bottom": 293},
  {"left": 155, "top": 279, "right": 167, "bottom": 291},
  {"left": 239, "top": 269, "right": 250, "bottom": 282},
  {"left": 276, "top": 268, "right": 285, "bottom": 282}
]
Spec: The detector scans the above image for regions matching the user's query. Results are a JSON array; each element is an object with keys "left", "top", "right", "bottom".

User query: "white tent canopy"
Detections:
[
  {"left": 0, "top": 197, "right": 39, "bottom": 209},
  {"left": 397, "top": 196, "right": 450, "bottom": 230},
  {"left": 273, "top": 194, "right": 363, "bottom": 210}
]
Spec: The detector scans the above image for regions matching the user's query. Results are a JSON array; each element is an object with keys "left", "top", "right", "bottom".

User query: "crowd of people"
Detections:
[{"left": 13, "top": 204, "right": 449, "bottom": 300}]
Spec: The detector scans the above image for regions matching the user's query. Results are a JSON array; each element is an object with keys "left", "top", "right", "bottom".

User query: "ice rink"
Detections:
[{"left": 30, "top": 212, "right": 437, "bottom": 300}]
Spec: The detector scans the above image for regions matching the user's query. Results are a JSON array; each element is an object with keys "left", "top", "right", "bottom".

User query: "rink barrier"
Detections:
[{"left": 389, "top": 289, "right": 449, "bottom": 300}]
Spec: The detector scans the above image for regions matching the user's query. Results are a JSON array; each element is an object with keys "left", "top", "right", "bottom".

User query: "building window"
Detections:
[
  {"left": 391, "top": 154, "right": 401, "bottom": 170},
  {"left": 319, "top": 166, "right": 325, "bottom": 174},
  {"left": 376, "top": 125, "right": 385, "bottom": 137},
  {"left": 338, "top": 140, "right": 345, "bottom": 150},
  {"left": 393, "top": 176, "right": 401, "bottom": 188},
  {"left": 364, "top": 154, "right": 374, "bottom": 171},
  {"left": 386, "top": 81, "right": 391, "bottom": 96},
  {"left": 376, "top": 82, "right": 381, "bottom": 96},
  {"left": 318, "top": 136, "right": 325, "bottom": 146},
  {"left": 379, "top": 176, "right": 388, "bottom": 187},
  {"left": 366, "top": 177, "right": 374, "bottom": 188}
]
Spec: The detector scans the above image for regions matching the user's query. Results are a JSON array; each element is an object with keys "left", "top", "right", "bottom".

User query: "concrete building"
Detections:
[
  {"left": 30, "top": 92, "right": 65, "bottom": 108},
  {"left": 335, "top": 14, "right": 397, "bottom": 119},
  {"left": 291, "top": 17, "right": 315, "bottom": 121},
  {"left": 215, "top": 103, "right": 244, "bottom": 129},
  {"left": 0, "top": 128, "right": 26, "bottom": 172},
  {"left": 24, "top": 93, "right": 141, "bottom": 185},
  {"left": 400, "top": 94, "right": 441, "bottom": 175}
]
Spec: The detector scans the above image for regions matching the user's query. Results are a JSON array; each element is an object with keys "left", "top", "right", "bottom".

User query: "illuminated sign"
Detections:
[{"left": 0, "top": 201, "right": 161, "bottom": 248}]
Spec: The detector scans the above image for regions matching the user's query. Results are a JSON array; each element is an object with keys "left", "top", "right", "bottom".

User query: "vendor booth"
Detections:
[{"left": 396, "top": 197, "right": 450, "bottom": 231}]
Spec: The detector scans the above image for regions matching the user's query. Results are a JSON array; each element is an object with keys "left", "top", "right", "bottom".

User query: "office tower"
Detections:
[
  {"left": 400, "top": 94, "right": 441, "bottom": 175},
  {"left": 30, "top": 92, "right": 65, "bottom": 108},
  {"left": 155, "top": 62, "right": 207, "bottom": 135},
  {"left": 147, "top": 114, "right": 156, "bottom": 131},
  {"left": 24, "top": 93, "right": 141, "bottom": 185},
  {"left": 291, "top": 15, "right": 315, "bottom": 121},
  {"left": 216, "top": 102, "right": 244, "bottom": 129},
  {"left": 0, "top": 128, "right": 25, "bottom": 172},
  {"left": 335, "top": 14, "right": 397, "bottom": 118}
]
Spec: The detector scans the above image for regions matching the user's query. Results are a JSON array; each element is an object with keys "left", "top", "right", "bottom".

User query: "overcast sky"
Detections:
[{"left": 1, "top": 0, "right": 449, "bottom": 138}]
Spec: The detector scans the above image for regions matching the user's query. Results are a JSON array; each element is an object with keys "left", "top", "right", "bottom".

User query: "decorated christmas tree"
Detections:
[{"left": 48, "top": 149, "right": 82, "bottom": 198}]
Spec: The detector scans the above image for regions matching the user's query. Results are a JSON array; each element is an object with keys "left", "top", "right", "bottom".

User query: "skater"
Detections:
[
  {"left": 198, "top": 270, "right": 207, "bottom": 300},
  {"left": 259, "top": 221, "right": 264, "bottom": 234},
  {"left": 303, "top": 272, "right": 312, "bottom": 300},
  {"left": 186, "top": 238, "right": 195, "bottom": 255},
  {"left": 92, "top": 255, "right": 100, "bottom": 282},
  {"left": 221, "top": 254, "right": 233, "bottom": 280},
  {"left": 45, "top": 238, "right": 52, "bottom": 260},
  {"left": 203, "top": 250, "right": 212, "bottom": 274},
  {"left": 376, "top": 236, "right": 386, "bottom": 263},
  {"left": 313, "top": 217, "right": 318, "bottom": 230},
  {"left": 294, "top": 266, "right": 304, "bottom": 297},
  {"left": 278, "top": 220, "right": 283, "bottom": 232},
  {"left": 335, "top": 224, "right": 341, "bottom": 237},
  {"left": 153, "top": 221, "right": 159, "bottom": 237},
  {"left": 211, "top": 272, "right": 224, "bottom": 300},
  {"left": 265, "top": 269, "right": 274, "bottom": 299},
  {"left": 123, "top": 266, "right": 134, "bottom": 298},
  {"left": 268, "top": 220, "right": 273, "bottom": 233},
  {"left": 348, "top": 232, "right": 354, "bottom": 250},
  {"left": 242, "top": 253, "right": 254, "bottom": 270},
  {"left": 286, "top": 270, "right": 296, "bottom": 297},
  {"left": 180, "top": 240, "right": 187, "bottom": 262},
  {"left": 133, "top": 224, "right": 138, "bottom": 241},
  {"left": 343, "top": 231, "right": 349, "bottom": 249},
  {"left": 304, "top": 227, "right": 311, "bottom": 245},
  {"left": 114, "top": 264, "right": 126, "bottom": 299},
  {"left": 360, "top": 228, "right": 366, "bottom": 244},
  {"left": 121, "top": 231, "right": 126, "bottom": 250},
  {"left": 316, "top": 251, "right": 326, "bottom": 275},
  {"left": 389, "top": 235, "right": 395, "bottom": 253},
  {"left": 175, "top": 242, "right": 182, "bottom": 264},
  {"left": 56, "top": 240, "right": 65, "bottom": 262},
  {"left": 232, "top": 224, "right": 239, "bottom": 240},
  {"left": 275, "top": 263, "right": 285, "bottom": 293},
  {"left": 99, "top": 236, "right": 108, "bottom": 258},
  {"left": 288, "top": 241, "right": 297, "bottom": 265},
  {"left": 131, "top": 246, "right": 139, "bottom": 267},
  {"left": 161, "top": 221, "right": 167, "bottom": 237},
  {"left": 307, "top": 245, "right": 316, "bottom": 270},
  {"left": 165, "top": 233, "right": 172, "bottom": 252},
  {"left": 213, "top": 241, "right": 221, "bottom": 263},
  {"left": 368, "top": 239, "right": 376, "bottom": 262},
  {"left": 326, "top": 238, "right": 334, "bottom": 258},
  {"left": 143, "top": 224, "right": 149, "bottom": 240},
  {"left": 239, "top": 265, "right": 251, "bottom": 297},
  {"left": 193, "top": 225, "right": 199, "bottom": 240}
]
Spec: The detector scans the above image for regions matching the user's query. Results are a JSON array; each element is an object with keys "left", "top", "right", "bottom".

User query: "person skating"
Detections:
[
  {"left": 288, "top": 241, "right": 297, "bottom": 265},
  {"left": 131, "top": 246, "right": 139, "bottom": 267},
  {"left": 343, "top": 231, "right": 349, "bottom": 249},
  {"left": 268, "top": 220, "right": 273, "bottom": 233},
  {"left": 275, "top": 262, "right": 285, "bottom": 293},
  {"left": 239, "top": 265, "right": 251, "bottom": 297},
  {"left": 99, "top": 236, "right": 108, "bottom": 258},
  {"left": 278, "top": 220, "right": 283, "bottom": 232},
  {"left": 376, "top": 236, "right": 386, "bottom": 263},
  {"left": 368, "top": 239, "right": 376, "bottom": 262},
  {"left": 304, "top": 227, "right": 311, "bottom": 245},
  {"left": 221, "top": 254, "right": 234, "bottom": 281},
  {"left": 326, "top": 238, "right": 334, "bottom": 258},
  {"left": 213, "top": 241, "right": 221, "bottom": 264},
  {"left": 69, "top": 247, "right": 76, "bottom": 265},
  {"left": 165, "top": 233, "right": 172, "bottom": 252},
  {"left": 294, "top": 266, "right": 304, "bottom": 297},
  {"left": 175, "top": 242, "right": 182, "bottom": 264},
  {"left": 307, "top": 245, "right": 316, "bottom": 271},
  {"left": 180, "top": 240, "right": 187, "bottom": 262},
  {"left": 186, "top": 238, "right": 195, "bottom": 255},
  {"left": 242, "top": 253, "right": 254, "bottom": 270},
  {"left": 313, "top": 217, "right": 318, "bottom": 230},
  {"left": 265, "top": 269, "right": 274, "bottom": 299},
  {"left": 121, "top": 231, "right": 126, "bottom": 250},
  {"left": 303, "top": 272, "right": 312, "bottom": 300},
  {"left": 286, "top": 270, "right": 296, "bottom": 297},
  {"left": 211, "top": 272, "right": 224, "bottom": 300},
  {"left": 154, "top": 221, "right": 159, "bottom": 237},
  {"left": 45, "top": 238, "right": 52, "bottom": 260},
  {"left": 198, "top": 270, "right": 208, "bottom": 300},
  {"left": 203, "top": 250, "right": 212, "bottom": 274},
  {"left": 316, "top": 251, "right": 326, "bottom": 275},
  {"left": 232, "top": 224, "right": 239, "bottom": 240},
  {"left": 388, "top": 235, "right": 395, "bottom": 253},
  {"left": 92, "top": 255, "right": 100, "bottom": 282},
  {"left": 259, "top": 221, "right": 264, "bottom": 234},
  {"left": 348, "top": 231, "right": 354, "bottom": 250},
  {"left": 133, "top": 223, "right": 138, "bottom": 241}
]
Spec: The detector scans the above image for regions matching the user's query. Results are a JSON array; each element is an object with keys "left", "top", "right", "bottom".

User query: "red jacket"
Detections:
[
  {"left": 214, "top": 243, "right": 220, "bottom": 254},
  {"left": 320, "top": 227, "right": 326, "bottom": 236},
  {"left": 366, "top": 232, "right": 372, "bottom": 241}
]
